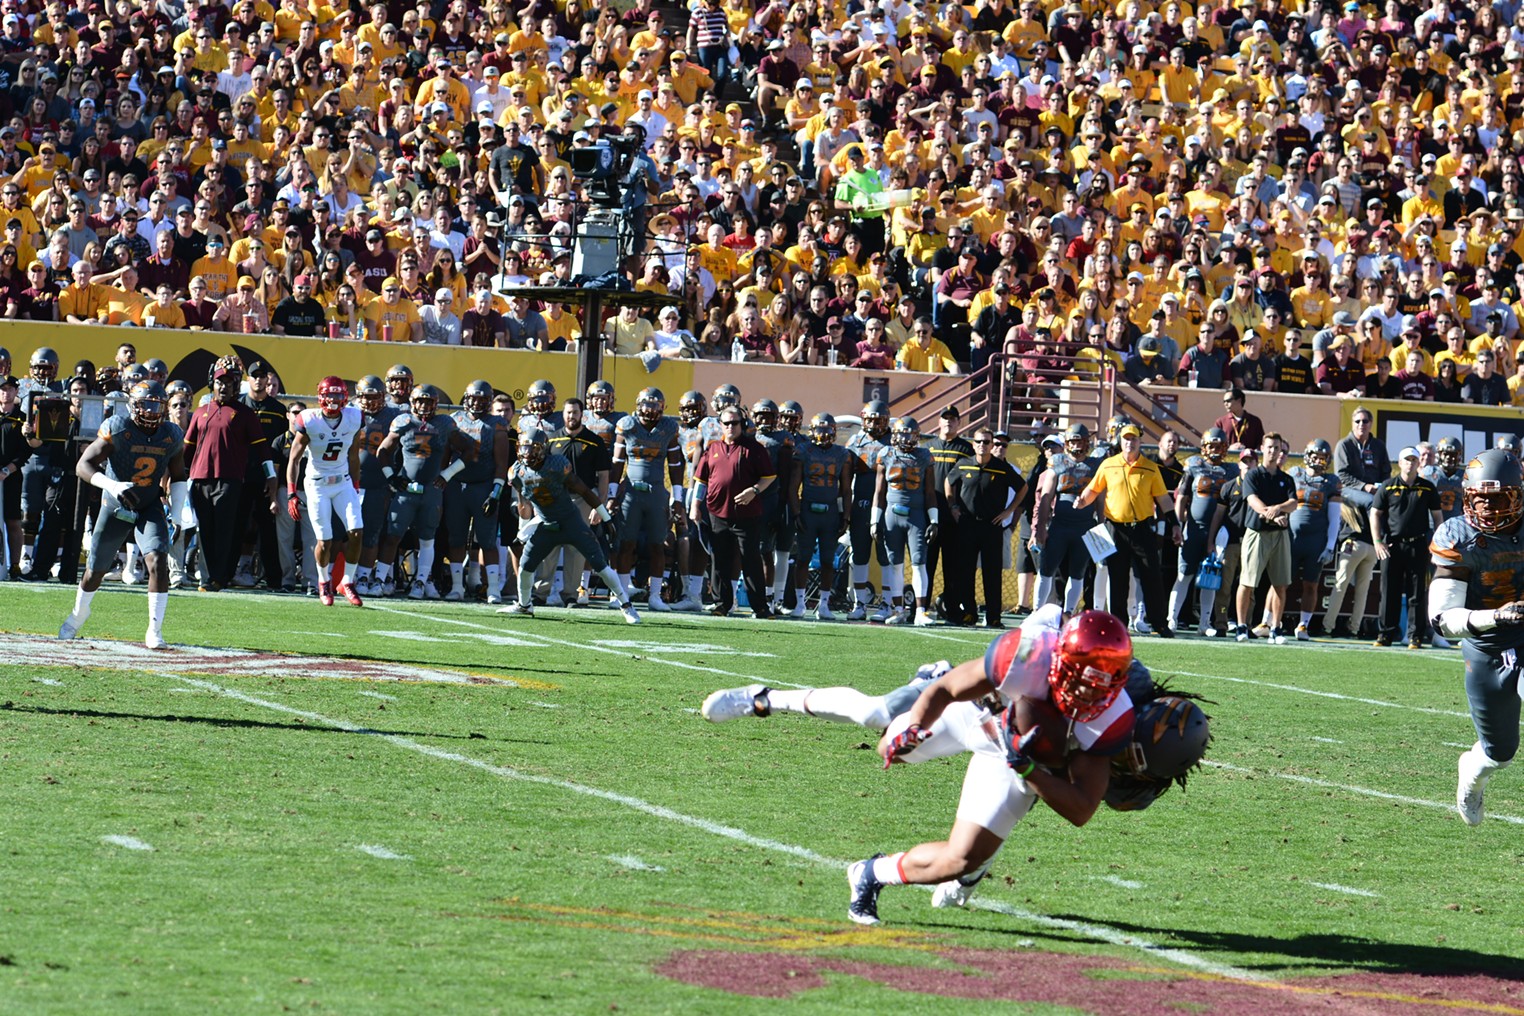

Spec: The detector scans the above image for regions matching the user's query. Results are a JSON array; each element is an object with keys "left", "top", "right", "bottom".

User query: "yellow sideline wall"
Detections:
[{"left": 0, "top": 323, "right": 928, "bottom": 414}]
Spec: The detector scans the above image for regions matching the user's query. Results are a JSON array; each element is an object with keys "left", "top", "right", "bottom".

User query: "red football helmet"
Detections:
[
  {"left": 317, "top": 375, "right": 348, "bottom": 417},
  {"left": 1048, "top": 610, "right": 1133, "bottom": 721}
]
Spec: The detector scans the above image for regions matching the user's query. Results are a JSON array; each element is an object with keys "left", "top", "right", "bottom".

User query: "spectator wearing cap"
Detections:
[
  {"left": 1229, "top": 329, "right": 1278, "bottom": 392},
  {"left": 191, "top": 233, "right": 236, "bottom": 300},
  {"left": 213, "top": 275, "right": 270, "bottom": 332},
  {"left": 1315, "top": 336, "right": 1365, "bottom": 395},
  {"left": 1125, "top": 333, "right": 1173, "bottom": 385},
  {"left": 1466, "top": 275, "right": 1519, "bottom": 340},
  {"left": 1074, "top": 421, "right": 1177, "bottom": 637},
  {"left": 270, "top": 275, "right": 328, "bottom": 337},
  {"left": 1370, "top": 447, "right": 1442, "bottom": 649},
  {"left": 971, "top": 283, "right": 1020, "bottom": 372}
]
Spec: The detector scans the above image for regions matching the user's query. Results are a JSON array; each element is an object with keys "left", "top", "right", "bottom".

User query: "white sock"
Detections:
[
  {"left": 581, "top": 569, "right": 593, "bottom": 593},
  {"left": 375, "top": 561, "right": 392, "bottom": 583},
  {"left": 686, "top": 574, "right": 703, "bottom": 599},
  {"left": 450, "top": 561, "right": 464, "bottom": 587},
  {"left": 148, "top": 591, "right": 167, "bottom": 631},
  {"left": 771, "top": 688, "right": 890, "bottom": 727},
  {"left": 551, "top": 564, "right": 564, "bottom": 596},
  {"left": 73, "top": 586, "right": 96, "bottom": 621},
  {"left": 417, "top": 540, "right": 436, "bottom": 582},
  {"left": 795, "top": 587, "right": 807, "bottom": 608},
  {"left": 870, "top": 853, "right": 907, "bottom": 885},
  {"left": 356, "top": 565, "right": 372, "bottom": 581},
  {"left": 1169, "top": 575, "right": 1191, "bottom": 628},
  {"left": 910, "top": 565, "right": 928, "bottom": 601},
  {"left": 1200, "top": 587, "right": 1217, "bottom": 625},
  {"left": 1035, "top": 574, "right": 1054, "bottom": 609},
  {"left": 618, "top": 572, "right": 631, "bottom": 594},
  {"left": 854, "top": 583, "right": 872, "bottom": 608},
  {"left": 771, "top": 550, "right": 789, "bottom": 599},
  {"left": 1300, "top": 611, "right": 1312, "bottom": 626},
  {"left": 598, "top": 565, "right": 629, "bottom": 603},
  {"left": 321, "top": 559, "right": 333, "bottom": 582},
  {"left": 486, "top": 564, "right": 500, "bottom": 592},
  {"left": 1062, "top": 576, "right": 1084, "bottom": 613},
  {"left": 518, "top": 567, "right": 534, "bottom": 605},
  {"left": 344, "top": 558, "right": 357, "bottom": 584},
  {"left": 237, "top": 553, "right": 251, "bottom": 570},
  {"left": 648, "top": 575, "right": 664, "bottom": 603},
  {"left": 466, "top": 560, "right": 481, "bottom": 587},
  {"left": 852, "top": 563, "right": 869, "bottom": 588}
]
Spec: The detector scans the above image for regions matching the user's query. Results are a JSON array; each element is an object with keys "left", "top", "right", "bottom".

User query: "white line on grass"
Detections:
[
  {"left": 1307, "top": 882, "right": 1380, "bottom": 898},
  {"left": 1309, "top": 737, "right": 1343, "bottom": 744},
  {"left": 33, "top": 677, "right": 63, "bottom": 686},
  {"left": 359, "top": 690, "right": 399, "bottom": 702},
  {"left": 1159, "top": 670, "right": 1470, "bottom": 719},
  {"left": 1097, "top": 875, "right": 1143, "bottom": 889},
  {"left": 356, "top": 844, "right": 412, "bottom": 861},
  {"left": 162, "top": 672, "right": 1261, "bottom": 983},
  {"left": 366, "top": 603, "right": 818, "bottom": 691},
  {"left": 101, "top": 835, "right": 153, "bottom": 851},
  {"left": 606, "top": 854, "right": 665, "bottom": 871},
  {"left": 1204, "top": 761, "right": 1524, "bottom": 825},
  {"left": 529, "top": 701, "right": 561, "bottom": 709},
  {"left": 1444, "top": 742, "right": 1473, "bottom": 749}
]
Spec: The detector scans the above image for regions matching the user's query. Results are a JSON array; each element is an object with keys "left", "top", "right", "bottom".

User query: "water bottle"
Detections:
[
  {"left": 1196, "top": 553, "right": 1222, "bottom": 591},
  {"left": 731, "top": 337, "right": 744, "bottom": 362},
  {"left": 406, "top": 481, "right": 425, "bottom": 495},
  {"left": 828, "top": 347, "right": 839, "bottom": 367}
]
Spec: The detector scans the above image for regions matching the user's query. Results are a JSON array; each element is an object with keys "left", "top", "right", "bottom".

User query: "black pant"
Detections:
[
  {"left": 192, "top": 478, "right": 243, "bottom": 587},
  {"left": 1107, "top": 520, "right": 1168, "bottom": 630},
  {"left": 927, "top": 503, "right": 962, "bottom": 620},
  {"left": 709, "top": 513, "right": 768, "bottom": 616},
  {"left": 955, "top": 518, "right": 1006, "bottom": 625},
  {"left": 237, "top": 477, "right": 284, "bottom": 587},
  {"left": 1379, "top": 538, "right": 1429, "bottom": 642}
]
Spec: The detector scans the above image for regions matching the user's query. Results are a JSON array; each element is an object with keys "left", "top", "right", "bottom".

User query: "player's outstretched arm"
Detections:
[
  {"left": 877, "top": 659, "right": 992, "bottom": 764},
  {"left": 1027, "top": 751, "right": 1110, "bottom": 827}
]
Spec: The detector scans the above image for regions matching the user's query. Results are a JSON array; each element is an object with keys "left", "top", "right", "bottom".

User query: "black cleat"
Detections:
[{"left": 847, "top": 854, "right": 886, "bottom": 925}]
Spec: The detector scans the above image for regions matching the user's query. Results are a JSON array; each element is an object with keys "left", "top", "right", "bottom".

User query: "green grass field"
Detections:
[{"left": 3, "top": 584, "right": 1522, "bottom": 1015}]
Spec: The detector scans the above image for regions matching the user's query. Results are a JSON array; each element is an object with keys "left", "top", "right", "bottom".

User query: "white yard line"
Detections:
[
  {"left": 358, "top": 690, "right": 399, "bottom": 702},
  {"left": 33, "top": 677, "right": 63, "bottom": 686},
  {"left": 529, "top": 701, "right": 561, "bottom": 709},
  {"left": 1097, "top": 875, "right": 1144, "bottom": 889},
  {"left": 1309, "top": 737, "right": 1343, "bottom": 744},
  {"left": 1307, "top": 882, "right": 1380, "bottom": 898},
  {"left": 161, "top": 671, "right": 1260, "bottom": 982},
  {"left": 1204, "top": 761, "right": 1524, "bottom": 825},
  {"left": 1159, "top": 670, "right": 1470, "bottom": 719},
  {"left": 101, "top": 835, "right": 153, "bottom": 851},
  {"left": 355, "top": 844, "right": 412, "bottom": 861}
]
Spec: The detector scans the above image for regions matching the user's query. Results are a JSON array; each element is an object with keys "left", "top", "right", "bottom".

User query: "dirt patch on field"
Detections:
[{"left": 656, "top": 948, "right": 1524, "bottom": 1014}]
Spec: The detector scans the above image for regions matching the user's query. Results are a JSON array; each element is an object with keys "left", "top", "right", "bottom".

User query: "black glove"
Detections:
[
  {"left": 1003, "top": 723, "right": 1041, "bottom": 777},
  {"left": 1497, "top": 602, "right": 1524, "bottom": 625},
  {"left": 926, "top": 522, "right": 940, "bottom": 547},
  {"left": 388, "top": 471, "right": 408, "bottom": 493},
  {"left": 483, "top": 488, "right": 502, "bottom": 516}
]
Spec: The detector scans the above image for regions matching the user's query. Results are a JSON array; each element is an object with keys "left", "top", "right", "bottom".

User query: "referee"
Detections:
[
  {"left": 1074, "top": 422, "right": 1177, "bottom": 637},
  {"left": 1370, "top": 446, "right": 1443, "bottom": 649},
  {"left": 945, "top": 426, "right": 1025, "bottom": 628}
]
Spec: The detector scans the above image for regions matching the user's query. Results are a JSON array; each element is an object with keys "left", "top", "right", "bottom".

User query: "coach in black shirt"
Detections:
[
  {"left": 946, "top": 425, "right": 1024, "bottom": 628},
  {"left": 1236, "top": 432, "right": 1298, "bottom": 641},
  {"left": 237, "top": 362, "right": 288, "bottom": 589},
  {"left": 1370, "top": 446, "right": 1443, "bottom": 649},
  {"left": 270, "top": 275, "right": 328, "bottom": 337},
  {"left": 927, "top": 406, "right": 974, "bottom": 622}
]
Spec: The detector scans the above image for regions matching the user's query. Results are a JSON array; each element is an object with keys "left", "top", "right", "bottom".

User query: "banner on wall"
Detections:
[
  {"left": 1345, "top": 398, "right": 1524, "bottom": 462},
  {"left": 0, "top": 324, "right": 694, "bottom": 410}
]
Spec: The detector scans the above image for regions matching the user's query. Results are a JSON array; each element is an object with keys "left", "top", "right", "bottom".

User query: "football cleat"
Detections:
[
  {"left": 621, "top": 601, "right": 641, "bottom": 625},
  {"left": 648, "top": 597, "right": 671, "bottom": 612},
  {"left": 930, "top": 873, "right": 985, "bottom": 909},
  {"left": 701, "top": 684, "right": 771, "bottom": 722},
  {"left": 424, "top": 581, "right": 441, "bottom": 600},
  {"left": 444, "top": 586, "right": 464, "bottom": 602},
  {"left": 670, "top": 595, "right": 701, "bottom": 611},
  {"left": 1234, "top": 624, "right": 1251, "bottom": 642},
  {"left": 1132, "top": 619, "right": 1153, "bottom": 636},
  {"left": 408, "top": 579, "right": 426, "bottom": 600},
  {"left": 846, "top": 605, "right": 867, "bottom": 621},
  {"left": 1295, "top": 624, "right": 1311, "bottom": 642},
  {"left": 486, "top": 590, "right": 502, "bottom": 606},
  {"left": 545, "top": 590, "right": 565, "bottom": 608},
  {"left": 789, "top": 603, "right": 807, "bottom": 618},
  {"left": 337, "top": 581, "right": 363, "bottom": 607},
  {"left": 576, "top": 586, "right": 591, "bottom": 607},
  {"left": 379, "top": 579, "right": 396, "bottom": 598},
  {"left": 870, "top": 605, "right": 894, "bottom": 623},
  {"left": 497, "top": 603, "right": 534, "bottom": 616},
  {"left": 318, "top": 581, "right": 335, "bottom": 606},
  {"left": 1457, "top": 744, "right": 1507, "bottom": 826},
  {"left": 1433, "top": 635, "right": 1453, "bottom": 649},
  {"left": 1251, "top": 623, "right": 1271, "bottom": 639},
  {"left": 885, "top": 608, "right": 910, "bottom": 625},
  {"left": 230, "top": 565, "right": 255, "bottom": 588},
  {"left": 1269, "top": 628, "right": 1286, "bottom": 645},
  {"left": 145, "top": 628, "right": 168, "bottom": 650},
  {"left": 816, "top": 603, "right": 836, "bottom": 621},
  {"left": 846, "top": 855, "right": 885, "bottom": 926},
  {"left": 913, "top": 610, "right": 934, "bottom": 627},
  {"left": 57, "top": 613, "right": 84, "bottom": 640}
]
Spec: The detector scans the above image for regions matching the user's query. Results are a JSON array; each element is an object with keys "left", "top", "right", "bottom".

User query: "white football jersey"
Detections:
[{"left": 298, "top": 406, "right": 363, "bottom": 479}]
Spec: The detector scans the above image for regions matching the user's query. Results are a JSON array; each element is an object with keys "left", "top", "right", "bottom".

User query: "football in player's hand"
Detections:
[{"left": 1009, "top": 696, "right": 1071, "bottom": 767}]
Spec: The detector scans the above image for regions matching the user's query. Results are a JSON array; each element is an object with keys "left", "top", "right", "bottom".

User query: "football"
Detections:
[{"left": 1008, "top": 695, "right": 1073, "bottom": 767}]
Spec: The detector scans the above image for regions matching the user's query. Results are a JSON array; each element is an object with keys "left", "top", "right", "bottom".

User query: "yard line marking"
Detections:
[
  {"left": 167, "top": 688, "right": 201, "bottom": 694},
  {"left": 101, "top": 835, "right": 153, "bottom": 851},
  {"left": 367, "top": 604, "right": 817, "bottom": 691},
  {"left": 359, "top": 690, "right": 398, "bottom": 702},
  {"left": 1307, "top": 882, "right": 1380, "bottom": 898},
  {"left": 606, "top": 854, "right": 665, "bottom": 871},
  {"left": 529, "top": 701, "right": 561, "bottom": 709},
  {"left": 1160, "top": 670, "right": 1470, "bottom": 719},
  {"left": 1098, "top": 875, "right": 1143, "bottom": 889},
  {"left": 1444, "top": 742, "right": 1473, "bottom": 749},
  {"left": 356, "top": 844, "right": 412, "bottom": 861},
  {"left": 162, "top": 672, "right": 1260, "bottom": 982},
  {"left": 1310, "top": 737, "right": 1343, "bottom": 744},
  {"left": 33, "top": 677, "right": 63, "bottom": 686},
  {"left": 1204, "top": 761, "right": 1524, "bottom": 825},
  {"left": 291, "top": 632, "right": 349, "bottom": 638}
]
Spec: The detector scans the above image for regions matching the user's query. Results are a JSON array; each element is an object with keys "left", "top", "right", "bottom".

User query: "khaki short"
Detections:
[{"left": 1240, "top": 526, "right": 1291, "bottom": 588}]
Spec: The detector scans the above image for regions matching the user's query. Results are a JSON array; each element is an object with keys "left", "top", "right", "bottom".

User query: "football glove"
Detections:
[
  {"left": 286, "top": 491, "right": 302, "bottom": 523},
  {"left": 482, "top": 487, "right": 502, "bottom": 516},
  {"left": 1004, "top": 725, "right": 1041, "bottom": 777},
  {"left": 1496, "top": 601, "right": 1524, "bottom": 625},
  {"left": 388, "top": 471, "right": 409, "bottom": 493},
  {"left": 882, "top": 723, "right": 930, "bottom": 769},
  {"left": 925, "top": 522, "right": 939, "bottom": 546}
]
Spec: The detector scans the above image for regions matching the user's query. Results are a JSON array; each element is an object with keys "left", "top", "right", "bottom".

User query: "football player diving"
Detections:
[
  {"left": 702, "top": 605, "right": 1209, "bottom": 924},
  {"left": 1430, "top": 449, "right": 1524, "bottom": 826}
]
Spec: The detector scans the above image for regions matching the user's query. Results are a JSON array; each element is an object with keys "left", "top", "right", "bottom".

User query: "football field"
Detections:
[{"left": 3, "top": 584, "right": 1522, "bottom": 1015}]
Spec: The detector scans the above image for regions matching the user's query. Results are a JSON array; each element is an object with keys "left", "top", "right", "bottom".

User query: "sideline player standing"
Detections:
[
  {"left": 444, "top": 380, "right": 512, "bottom": 603},
  {"left": 286, "top": 376, "right": 366, "bottom": 607},
  {"left": 845, "top": 400, "right": 891, "bottom": 618},
  {"left": 1430, "top": 449, "right": 1524, "bottom": 825},
  {"left": 59, "top": 380, "right": 188, "bottom": 648},
  {"left": 353, "top": 375, "right": 399, "bottom": 595},
  {"left": 501, "top": 426, "right": 639, "bottom": 624},
  {"left": 1168, "top": 428, "right": 1234, "bottom": 635},
  {"left": 607, "top": 387, "right": 685, "bottom": 610},
  {"left": 788, "top": 412, "right": 851, "bottom": 619}
]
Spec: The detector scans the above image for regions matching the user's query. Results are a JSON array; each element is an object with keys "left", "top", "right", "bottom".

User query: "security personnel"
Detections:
[
  {"left": 945, "top": 425, "right": 1025, "bottom": 628},
  {"left": 1075, "top": 422, "right": 1177, "bottom": 637},
  {"left": 1371, "top": 446, "right": 1443, "bottom": 649},
  {"left": 926, "top": 405, "right": 974, "bottom": 622}
]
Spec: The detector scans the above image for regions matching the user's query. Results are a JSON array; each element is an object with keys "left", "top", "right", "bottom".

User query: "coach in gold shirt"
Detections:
[{"left": 1074, "top": 422, "right": 1177, "bottom": 638}]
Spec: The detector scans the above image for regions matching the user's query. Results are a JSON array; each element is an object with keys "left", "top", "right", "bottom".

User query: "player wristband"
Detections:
[
  {"left": 88, "top": 471, "right": 130, "bottom": 498},
  {"left": 607, "top": 481, "right": 620, "bottom": 500},
  {"left": 381, "top": 465, "right": 394, "bottom": 479},
  {"left": 928, "top": 508, "right": 939, "bottom": 525},
  {"left": 440, "top": 459, "right": 466, "bottom": 481},
  {"left": 491, "top": 479, "right": 504, "bottom": 499},
  {"left": 672, "top": 486, "right": 685, "bottom": 506},
  {"left": 595, "top": 504, "right": 613, "bottom": 522},
  {"left": 871, "top": 506, "right": 883, "bottom": 526},
  {"left": 262, "top": 460, "right": 277, "bottom": 481}
]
